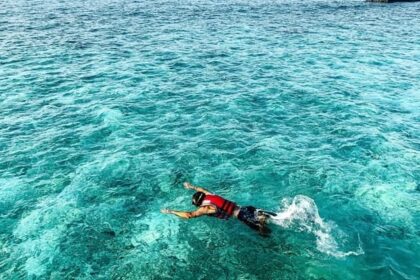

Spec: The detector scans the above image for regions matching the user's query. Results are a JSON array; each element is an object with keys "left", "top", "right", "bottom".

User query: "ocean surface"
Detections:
[{"left": 1, "top": 0, "right": 419, "bottom": 279}]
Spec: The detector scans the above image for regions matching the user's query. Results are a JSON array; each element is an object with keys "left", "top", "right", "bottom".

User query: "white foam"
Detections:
[{"left": 271, "top": 195, "right": 363, "bottom": 258}]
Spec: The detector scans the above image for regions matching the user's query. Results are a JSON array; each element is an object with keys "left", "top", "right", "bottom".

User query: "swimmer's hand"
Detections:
[
  {"left": 161, "top": 209, "right": 172, "bottom": 214},
  {"left": 183, "top": 182, "right": 211, "bottom": 195},
  {"left": 183, "top": 182, "right": 194, "bottom": 190}
]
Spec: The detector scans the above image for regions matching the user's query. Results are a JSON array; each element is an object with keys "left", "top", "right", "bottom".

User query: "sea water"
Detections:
[{"left": 0, "top": 0, "right": 419, "bottom": 279}]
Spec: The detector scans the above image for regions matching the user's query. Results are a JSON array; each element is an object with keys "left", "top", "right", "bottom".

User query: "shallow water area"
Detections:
[{"left": 1, "top": 0, "right": 420, "bottom": 279}]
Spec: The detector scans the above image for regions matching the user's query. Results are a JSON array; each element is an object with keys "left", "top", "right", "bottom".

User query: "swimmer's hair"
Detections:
[{"left": 192, "top": 191, "right": 205, "bottom": 207}]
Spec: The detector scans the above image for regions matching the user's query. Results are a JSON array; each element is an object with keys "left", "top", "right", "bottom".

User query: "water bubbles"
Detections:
[{"left": 271, "top": 195, "right": 364, "bottom": 257}]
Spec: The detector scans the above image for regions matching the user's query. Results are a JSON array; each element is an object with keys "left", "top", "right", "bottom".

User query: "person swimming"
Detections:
[{"left": 161, "top": 182, "right": 276, "bottom": 236}]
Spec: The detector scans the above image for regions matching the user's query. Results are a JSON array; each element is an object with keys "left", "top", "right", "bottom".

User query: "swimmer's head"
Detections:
[{"left": 192, "top": 191, "right": 205, "bottom": 207}]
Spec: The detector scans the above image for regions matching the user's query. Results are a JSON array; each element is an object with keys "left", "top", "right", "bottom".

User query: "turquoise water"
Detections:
[{"left": 1, "top": 0, "right": 419, "bottom": 278}]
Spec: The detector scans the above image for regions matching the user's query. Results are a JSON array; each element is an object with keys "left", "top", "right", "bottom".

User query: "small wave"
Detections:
[{"left": 270, "top": 195, "right": 363, "bottom": 258}]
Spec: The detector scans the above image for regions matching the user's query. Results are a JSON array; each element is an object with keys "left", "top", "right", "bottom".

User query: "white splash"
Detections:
[{"left": 270, "top": 195, "right": 363, "bottom": 258}]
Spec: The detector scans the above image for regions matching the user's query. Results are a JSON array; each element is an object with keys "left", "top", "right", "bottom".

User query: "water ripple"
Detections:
[{"left": 1, "top": 0, "right": 419, "bottom": 279}]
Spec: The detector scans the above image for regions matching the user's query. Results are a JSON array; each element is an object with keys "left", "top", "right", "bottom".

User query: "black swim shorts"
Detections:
[{"left": 237, "top": 206, "right": 262, "bottom": 231}]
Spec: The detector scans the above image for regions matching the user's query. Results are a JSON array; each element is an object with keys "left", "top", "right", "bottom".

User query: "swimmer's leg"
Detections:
[
  {"left": 257, "top": 209, "right": 277, "bottom": 218},
  {"left": 257, "top": 209, "right": 278, "bottom": 227},
  {"left": 238, "top": 206, "right": 272, "bottom": 237},
  {"left": 241, "top": 217, "right": 271, "bottom": 237},
  {"left": 255, "top": 209, "right": 275, "bottom": 237}
]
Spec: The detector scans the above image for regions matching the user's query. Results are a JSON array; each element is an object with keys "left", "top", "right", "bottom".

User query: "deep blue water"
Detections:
[{"left": 0, "top": 0, "right": 419, "bottom": 279}]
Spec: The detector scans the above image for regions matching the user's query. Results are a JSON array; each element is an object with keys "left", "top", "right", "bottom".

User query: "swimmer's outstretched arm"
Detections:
[
  {"left": 183, "top": 182, "right": 211, "bottom": 195},
  {"left": 161, "top": 206, "right": 216, "bottom": 219}
]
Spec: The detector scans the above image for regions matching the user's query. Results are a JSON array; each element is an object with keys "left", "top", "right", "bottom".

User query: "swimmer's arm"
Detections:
[
  {"left": 183, "top": 182, "right": 211, "bottom": 195},
  {"left": 161, "top": 206, "right": 216, "bottom": 219}
]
